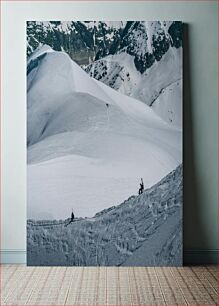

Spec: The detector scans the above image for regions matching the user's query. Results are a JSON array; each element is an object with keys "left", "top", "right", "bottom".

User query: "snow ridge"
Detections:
[{"left": 27, "top": 164, "right": 182, "bottom": 266}]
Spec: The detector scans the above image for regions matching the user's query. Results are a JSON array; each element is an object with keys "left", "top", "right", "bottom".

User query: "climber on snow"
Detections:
[
  {"left": 138, "top": 178, "right": 144, "bottom": 195},
  {"left": 65, "top": 209, "right": 75, "bottom": 227},
  {"left": 71, "top": 210, "right": 74, "bottom": 222}
]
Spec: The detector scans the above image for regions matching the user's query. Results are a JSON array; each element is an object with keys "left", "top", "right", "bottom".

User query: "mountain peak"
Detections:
[{"left": 27, "top": 44, "right": 54, "bottom": 64}]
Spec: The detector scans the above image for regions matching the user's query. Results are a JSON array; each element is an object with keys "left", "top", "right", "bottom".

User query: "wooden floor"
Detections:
[{"left": 1, "top": 265, "right": 218, "bottom": 305}]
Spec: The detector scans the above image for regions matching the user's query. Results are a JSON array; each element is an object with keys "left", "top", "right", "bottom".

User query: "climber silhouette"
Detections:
[
  {"left": 71, "top": 210, "right": 74, "bottom": 222},
  {"left": 65, "top": 210, "right": 75, "bottom": 227},
  {"left": 138, "top": 178, "right": 144, "bottom": 195}
]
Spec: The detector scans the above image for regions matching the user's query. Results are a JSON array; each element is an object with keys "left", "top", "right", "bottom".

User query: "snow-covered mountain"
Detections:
[
  {"left": 85, "top": 21, "right": 182, "bottom": 127},
  {"left": 27, "top": 45, "right": 182, "bottom": 220},
  {"left": 27, "top": 164, "right": 182, "bottom": 266},
  {"left": 27, "top": 21, "right": 125, "bottom": 65},
  {"left": 27, "top": 21, "right": 182, "bottom": 126}
]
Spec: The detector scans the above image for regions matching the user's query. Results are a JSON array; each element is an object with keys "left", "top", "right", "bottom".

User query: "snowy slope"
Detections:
[
  {"left": 151, "top": 79, "right": 182, "bottom": 126},
  {"left": 86, "top": 48, "right": 182, "bottom": 127},
  {"left": 27, "top": 46, "right": 182, "bottom": 220},
  {"left": 27, "top": 164, "right": 182, "bottom": 266}
]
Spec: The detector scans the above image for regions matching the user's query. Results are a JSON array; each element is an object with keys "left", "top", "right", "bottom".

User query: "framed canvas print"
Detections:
[{"left": 27, "top": 21, "right": 183, "bottom": 266}]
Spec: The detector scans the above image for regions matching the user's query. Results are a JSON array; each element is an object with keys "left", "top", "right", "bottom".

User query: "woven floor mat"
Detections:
[{"left": 1, "top": 265, "right": 218, "bottom": 305}]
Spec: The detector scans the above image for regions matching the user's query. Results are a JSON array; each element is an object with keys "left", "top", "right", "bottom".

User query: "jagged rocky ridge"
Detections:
[
  {"left": 86, "top": 21, "right": 182, "bottom": 74},
  {"left": 85, "top": 21, "right": 182, "bottom": 126},
  {"left": 27, "top": 164, "right": 182, "bottom": 266},
  {"left": 27, "top": 21, "right": 182, "bottom": 71}
]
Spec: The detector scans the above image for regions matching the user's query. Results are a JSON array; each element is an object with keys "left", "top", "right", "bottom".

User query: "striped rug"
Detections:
[{"left": 1, "top": 265, "right": 218, "bottom": 305}]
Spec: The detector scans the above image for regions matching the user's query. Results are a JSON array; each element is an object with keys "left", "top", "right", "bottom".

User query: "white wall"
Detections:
[{"left": 1, "top": 1, "right": 218, "bottom": 263}]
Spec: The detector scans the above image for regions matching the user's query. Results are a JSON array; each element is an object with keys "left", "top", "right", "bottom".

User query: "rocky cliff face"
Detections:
[
  {"left": 87, "top": 21, "right": 182, "bottom": 73},
  {"left": 27, "top": 21, "right": 125, "bottom": 65}
]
